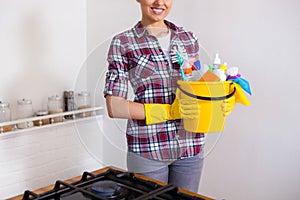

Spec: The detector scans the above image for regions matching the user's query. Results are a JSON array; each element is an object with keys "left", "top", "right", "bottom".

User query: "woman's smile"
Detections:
[
  {"left": 151, "top": 7, "right": 165, "bottom": 15},
  {"left": 137, "top": 0, "right": 172, "bottom": 27}
]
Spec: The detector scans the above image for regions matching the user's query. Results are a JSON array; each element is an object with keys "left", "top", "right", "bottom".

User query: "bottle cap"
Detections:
[
  {"left": 48, "top": 95, "right": 61, "bottom": 101},
  {"left": 78, "top": 91, "right": 90, "bottom": 96},
  {"left": 36, "top": 110, "right": 49, "bottom": 116},
  {"left": 17, "top": 99, "right": 32, "bottom": 105},
  {"left": 184, "top": 67, "right": 192, "bottom": 75},
  {"left": 0, "top": 101, "right": 9, "bottom": 108},
  {"left": 213, "top": 53, "right": 221, "bottom": 66},
  {"left": 219, "top": 62, "right": 228, "bottom": 71},
  {"left": 64, "top": 91, "right": 74, "bottom": 98}
]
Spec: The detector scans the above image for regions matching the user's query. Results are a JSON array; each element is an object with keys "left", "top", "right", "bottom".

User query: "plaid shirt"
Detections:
[{"left": 104, "top": 20, "right": 204, "bottom": 161}]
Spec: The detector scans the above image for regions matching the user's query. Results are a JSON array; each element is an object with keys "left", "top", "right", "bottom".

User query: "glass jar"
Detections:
[
  {"left": 77, "top": 91, "right": 91, "bottom": 117},
  {"left": 64, "top": 91, "right": 75, "bottom": 119},
  {"left": 33, "top": 110, "right": 50, "bottom": 126},
  {"left": 48, "top": 95, "right": 64, "bottom": 123},
  {"left": 0, "top": 101, "right": 12, "bottom": 133},
  {"left": 16, "top": 99, "right": 34, "bottom": 129}
]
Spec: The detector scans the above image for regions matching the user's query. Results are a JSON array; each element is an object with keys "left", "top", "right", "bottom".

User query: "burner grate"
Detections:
[{"left": 21, "top": 169, "right": 205, "bottom": 200}]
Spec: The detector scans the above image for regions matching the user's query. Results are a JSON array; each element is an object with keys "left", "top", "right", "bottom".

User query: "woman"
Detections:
[{"left": 103, "top": 0, "right": 233, "bottom": 192}]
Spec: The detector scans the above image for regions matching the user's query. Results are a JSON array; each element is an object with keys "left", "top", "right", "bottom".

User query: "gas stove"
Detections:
[{"left": 9, "top": 167, "right": 213, "bottom": 200}]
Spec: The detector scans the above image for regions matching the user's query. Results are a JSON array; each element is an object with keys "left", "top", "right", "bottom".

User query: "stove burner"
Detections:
[
  {"left": 90, "top": 180, "right": 130, "bottom": 199},
  {"left": 91, "top": 181, "right": 119, "bottom": 196}
]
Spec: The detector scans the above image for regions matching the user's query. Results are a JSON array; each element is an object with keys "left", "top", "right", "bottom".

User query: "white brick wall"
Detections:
[{"left": 0, "top": 118, "right": 106, "bottom": 199}]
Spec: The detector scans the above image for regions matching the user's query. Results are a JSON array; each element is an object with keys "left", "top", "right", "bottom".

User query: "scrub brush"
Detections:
[
  {"left": 170, "top": 46, "right": 189, "bottom": 81},
  {"left": 171, "top": 51, "right": 186, "bottom": 81}
]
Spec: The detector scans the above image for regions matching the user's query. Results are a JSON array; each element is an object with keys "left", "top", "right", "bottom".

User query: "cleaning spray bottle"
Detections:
[
  {"left": 213, "top": 53, "right": 221, "bottom": 70},
  {"left": 213, "top": 62, "right": 227, "bottom": 81}
]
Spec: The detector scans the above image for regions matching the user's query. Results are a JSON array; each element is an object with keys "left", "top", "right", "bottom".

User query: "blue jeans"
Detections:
[{"left": 127, "top": 152, "right": 204, "bottom": 193}]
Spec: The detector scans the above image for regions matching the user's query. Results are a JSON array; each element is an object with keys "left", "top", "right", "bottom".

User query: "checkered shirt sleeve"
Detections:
[{"left": 104, "top": 36, "right": 129, "bottom": 98}]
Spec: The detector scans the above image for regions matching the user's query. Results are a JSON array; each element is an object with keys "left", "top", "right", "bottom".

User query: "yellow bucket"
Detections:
[{"left": 177, "top": 80, "right": 236, "bottom": 133}]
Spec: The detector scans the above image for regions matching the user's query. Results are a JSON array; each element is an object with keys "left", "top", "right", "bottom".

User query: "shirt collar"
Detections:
[{"left": 133, "top": 20, "right": 179, "bottom": 38}]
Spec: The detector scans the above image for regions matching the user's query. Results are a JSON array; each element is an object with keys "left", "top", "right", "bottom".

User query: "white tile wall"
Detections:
[{"left": 0, "top": 119, "right": 103, "bottom": 199}]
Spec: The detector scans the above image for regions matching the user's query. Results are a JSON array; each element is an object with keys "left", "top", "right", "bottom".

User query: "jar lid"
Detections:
[
  {"left": 17, "top": 98, "right": 32, "bottom": 105},
  {"left": 48, "top": 95, "right": 61, "bottom": 101},
  {"left": 36, "top": 110, "right": 49, "bottom": 116},
  {"left": 78, "top": 91, "right": 90, "bottom": 96},
  {"left": 64, "top": 91, "right": 74, "bottom": 97},
  {"left": 0, "top": 101, "right": 9, "bottom": 108}
]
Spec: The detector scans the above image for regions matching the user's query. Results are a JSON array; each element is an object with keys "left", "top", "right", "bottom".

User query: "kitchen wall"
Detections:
[
  {"left": 0, "top": 0, "right": 124, "bottom": 199},
  {"left": 1, "top": 0, "right": 300, "bottom": 199},
  {"left": 186, "top": 1, "right": 300, "bottom": 199},
  {"left": 0, "top": 0, "right": 87, "bottom": 114},
  {"left": 0, "top": 120, "right": 100, "bottom": 198},
  {"left": 86, "top": 0, "right": 300, "bottom": 200}
]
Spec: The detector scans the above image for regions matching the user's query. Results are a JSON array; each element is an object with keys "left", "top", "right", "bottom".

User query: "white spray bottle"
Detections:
[{"left": 213, "top": 53, "right": 221, "bottom": 70}]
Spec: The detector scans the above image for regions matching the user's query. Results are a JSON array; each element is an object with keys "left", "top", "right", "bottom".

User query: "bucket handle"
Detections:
[{"left": 177, "top": 83, "right": 236, "bottom": 101}]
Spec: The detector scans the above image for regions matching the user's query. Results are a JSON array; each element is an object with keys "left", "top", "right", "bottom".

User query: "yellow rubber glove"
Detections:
[
  {"left": 144, "top": 99, "right": 181, "bottom": 125},
  {"left": 177, "top": 88, "right": 200, "bottom": 120},
  {"left": 221, "top": 95, "right": 235, "bottom": 116},
  {"left": 221, "top": 83, "right": 236, "bottom": 116},
  {"left": 144, "top": 89, "right": 200, "bottom": 125},
  {"left": 221, "top": 82, "right": 251, "bottom": 116}
]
